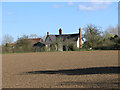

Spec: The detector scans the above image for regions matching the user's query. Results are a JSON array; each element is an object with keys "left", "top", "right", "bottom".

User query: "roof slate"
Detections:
[{"left": 44, "top": 33, "right": 79, "bottom": 44}]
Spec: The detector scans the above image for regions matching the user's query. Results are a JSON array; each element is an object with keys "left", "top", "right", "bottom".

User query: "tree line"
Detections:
[
  {"left": 1, "top": 24, "right": 120, "bottom": 53},
  {"left": 83, "top": 24, "right": 119, "bottom": 50}
]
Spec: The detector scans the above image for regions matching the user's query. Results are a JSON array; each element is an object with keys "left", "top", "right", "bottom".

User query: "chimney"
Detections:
[
  {"left": 59, "top": 28, "right": 62, "bottom": 35},
  {"left": 47, "top": 32, "right": 49, "bottom": 35},
  {"left": 79, "top": 28, "right": 82, "bottom": 49}
]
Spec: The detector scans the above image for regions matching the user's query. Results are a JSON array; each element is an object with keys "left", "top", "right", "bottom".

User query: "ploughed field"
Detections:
[{"left": 2, "top": 51, "right": 119, "bottom": 88}]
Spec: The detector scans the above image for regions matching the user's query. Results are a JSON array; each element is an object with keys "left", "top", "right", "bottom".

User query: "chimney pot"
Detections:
[
  {"left": 79, "top": 28, "right": 82, "bottom": 49},
  {"left": 79, "top": 28, "right": 81, "bottom": 34},
  {"left": 59, "top": 28, "right": 62, "bottom": 35},
  {"left": 47, "top": 32, "right": 49, "bottom": 35}
]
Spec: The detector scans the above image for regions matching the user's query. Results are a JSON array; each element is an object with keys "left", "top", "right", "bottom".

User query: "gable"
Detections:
[
  {"left": 45, "top": 35, "right": 57, "bottom": 44},
  {"left": 46, "top": 36, "right": 51, "bottom": 42}
]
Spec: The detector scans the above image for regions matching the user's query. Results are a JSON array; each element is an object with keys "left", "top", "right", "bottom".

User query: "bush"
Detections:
[
  {"left": 68, "top": 42, "right": 79, "bottom": 51},
  {"left": 50, "top": 44, "right": 56, "bottom": 51},
  {"left": 16, "top": 38, "right": 34, "bottom": 52}
]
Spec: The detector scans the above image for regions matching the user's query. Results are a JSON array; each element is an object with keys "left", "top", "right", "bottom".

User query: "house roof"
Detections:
[
  {"left": 44, "top": 33, "right": 80, "bottom": 44},
  {"left": 55, "top": 33, "right": 79, "bottom": 41},
  {"left": 48, "top": 35, "right": 56, "bottom": 42},
  {"left": 27, "top": 38, "right": 42, "bottom": 42},
  {"left": 26, "top": 38, "right": 43, "bottom": 44}
]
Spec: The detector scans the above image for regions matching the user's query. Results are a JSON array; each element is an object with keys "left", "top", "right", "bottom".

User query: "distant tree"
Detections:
[
  {"left": 83, "top": 24, "right": 103, "bottom": 49},
  {"left": 2, "top": 34, "right": 14, "bottom": 53},
  {"left": 29, "top": 34, "right": 38, "bottom": 38},
  {"left": 20, "top": 34, "right": 29, "bottom": 39},
  {"left": 3, "top": 34, "right": 14, "bottom": 45},
  {"left": 15, "top": 35, "right": 33, "bottom": 52},
  {"left": 105, "top": 25, "right": 118, "bottom": 36},
  {"left": 94, "top": 25, "right": 120, "bottom": 50}
]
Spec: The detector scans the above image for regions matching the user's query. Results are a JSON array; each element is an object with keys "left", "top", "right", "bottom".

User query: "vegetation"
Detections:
[
  {"left": 2, "top": 24, "right": 120, "bottom": 53},
  {"left": 83, "top": 24, "right": 119, "bottom": 50}
]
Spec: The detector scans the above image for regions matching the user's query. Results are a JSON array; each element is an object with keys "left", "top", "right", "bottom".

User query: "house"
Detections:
[
  {"left": 26, "top": 38, "right": 43, "bottom": 45},
  {"left": 6, "top": 38, "right": 43, "bottom": 48},
  {"left": 34, "top": 28, "right": 83, "bottom": 51}
]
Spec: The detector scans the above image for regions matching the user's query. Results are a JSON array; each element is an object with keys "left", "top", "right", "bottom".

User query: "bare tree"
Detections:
[
  {"left": 83, "top": 24, "right": 102, "bottom": 48},
  {"left": 29, "top": 34, "right": 38, "bottom": 38},
  {"left": 3, "top": 34, "right": 14, "bottom": 45},
  {"left": 105, "top": 25, "right": 118, "bottom": 36}
]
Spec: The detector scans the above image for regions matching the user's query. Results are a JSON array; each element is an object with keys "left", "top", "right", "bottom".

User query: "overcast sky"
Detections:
[{"left": 2, "top": 2, "right": 118, "bottom": 41}]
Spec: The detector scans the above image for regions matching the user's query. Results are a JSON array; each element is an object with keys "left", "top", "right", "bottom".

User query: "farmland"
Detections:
[{"left": 2, "top": 51, "right": 119, "bottom": 88}]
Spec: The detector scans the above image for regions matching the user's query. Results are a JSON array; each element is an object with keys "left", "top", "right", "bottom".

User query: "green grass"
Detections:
[
  {"left": 1, "top": 51, "right": 35, "bottom": 54},
  {"left": 1, "top": 49, "right": 118, "bottom": 54}
]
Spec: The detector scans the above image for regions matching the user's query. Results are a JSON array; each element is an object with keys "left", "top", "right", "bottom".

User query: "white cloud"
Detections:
[
  {"left": 52, "top": 1, "right": 114, "bottom": 11},
  {"left": 78, "top": 2, "right": 112, "bottom": 11},
  {"left": 79, "top": 4, "right": 95, "bottom": 11}
]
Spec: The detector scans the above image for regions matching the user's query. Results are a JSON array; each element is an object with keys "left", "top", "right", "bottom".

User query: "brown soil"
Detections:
[{"left": 2, "top": 51, "right": 119, "bottom": 88}]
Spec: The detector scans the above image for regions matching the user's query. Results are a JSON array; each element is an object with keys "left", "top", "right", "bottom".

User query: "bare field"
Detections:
[{"left": 2, "top": 51, "right": 119, "bottom": 88}]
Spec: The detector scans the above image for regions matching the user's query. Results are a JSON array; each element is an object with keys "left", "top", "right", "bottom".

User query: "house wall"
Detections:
[
  {"left": 77, "top": 37, "right": 79, "bottom": 48},
  {"left": 77, "top": 37, "right": 83, "bottom": 48},
  {"left": 45, "top": 36, "right": 52, "bottom": 44},
  {"left": 45, "top": 44, "right": 50, "bottom": 51},
  {"left": 57, "top": 43, "right": 63, "bottom": 51}
]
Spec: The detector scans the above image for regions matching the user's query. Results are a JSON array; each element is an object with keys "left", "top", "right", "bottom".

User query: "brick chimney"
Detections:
[
  {"left": 47, "top": 32, "right": 49, "bottom": 35},
  {"left": 79, "top": 28, "right": 82, "bottom": 49},
  {"left": 59, "top": 28, "right": 62, "bottom": 35}
]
